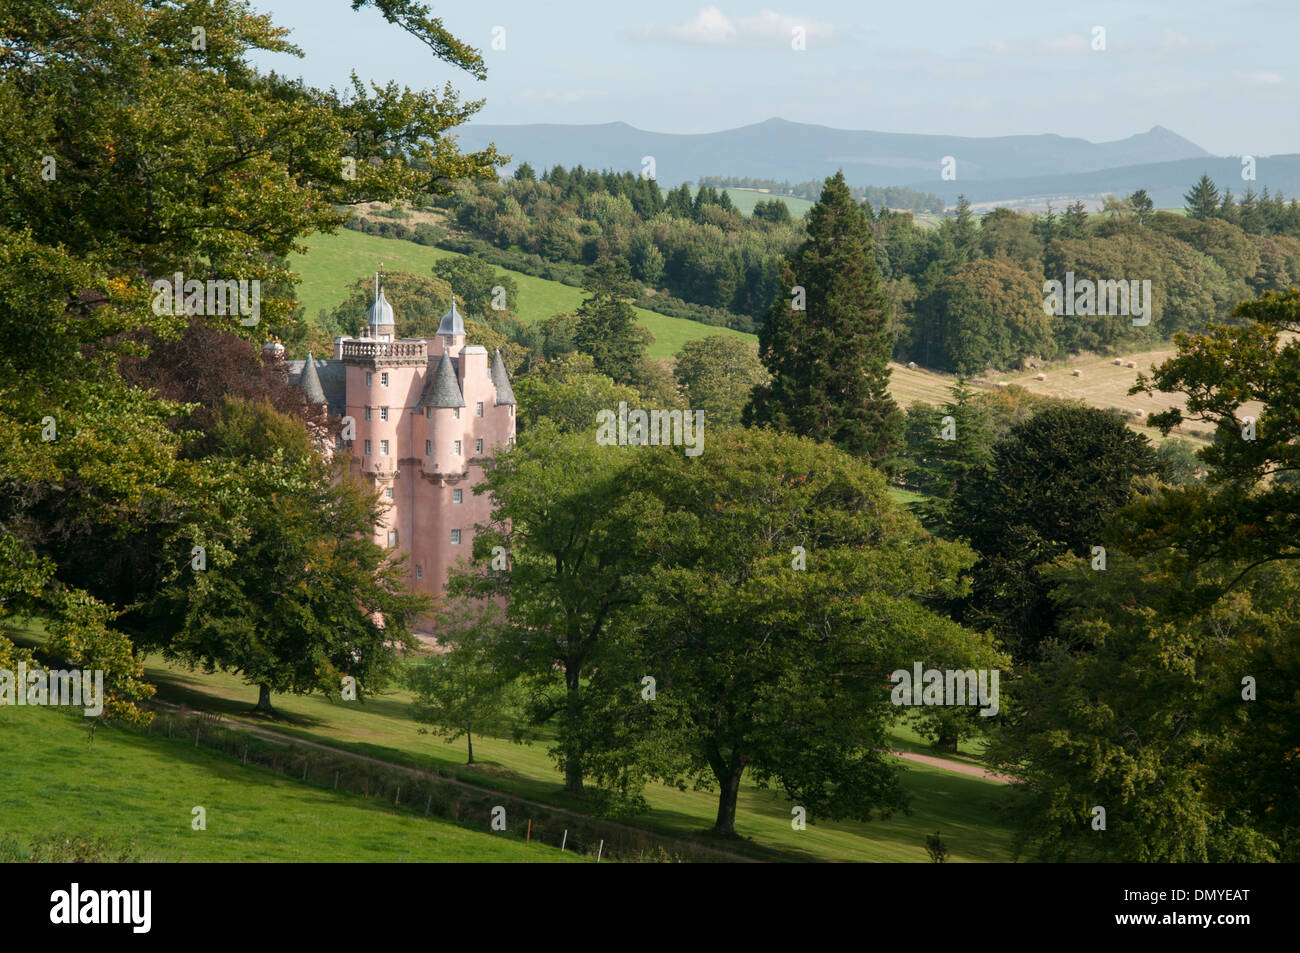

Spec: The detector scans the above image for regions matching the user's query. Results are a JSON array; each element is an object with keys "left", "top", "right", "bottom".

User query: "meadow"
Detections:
[
  {"left": 0, "top": 706, "right": 573, "bottom": 862},
  {"left": 288, "top": 228, "right": 753, "bottom": 362},
  {"left": 7, "top": 624, "right": 1016, "bottom": 863}
]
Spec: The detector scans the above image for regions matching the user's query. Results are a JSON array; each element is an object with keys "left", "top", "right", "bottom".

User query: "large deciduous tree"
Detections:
[
  {"left": 629, "top": 429, "right": 1002, "bottom": 835},
  {"left": 0, "top": 0, "right": 496, "bottom": 714},
  {"left": 451, "top": 424, "right": 651, "bottom": 794},
  {"left": 139, "top": 399, "right": 429, "bottom": 712}
]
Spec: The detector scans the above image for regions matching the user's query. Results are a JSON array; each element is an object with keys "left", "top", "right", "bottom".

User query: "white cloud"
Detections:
[
  {"left": 640, "top": 6, "right": 835, "bottom": 46},
  {"left": 1042, "top": 34, "right": 1089, "bottom": 54},
  {"left": 1241, "top": 71, "right": 1282, "bottom": 84},
  {"left": 986, "top": 40, "right": 1010, "bottom": 55}
]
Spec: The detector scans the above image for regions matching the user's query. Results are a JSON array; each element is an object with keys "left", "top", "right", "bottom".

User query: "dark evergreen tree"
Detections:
[
  {"left": 744, "top": 170, "right": 904, "bottom": 469},
  {"left": 1184, "top": 174, "right": 1221, "bottom": 220},
  {"left": 572, "top": 256, "right": 651, "bottom": 384}
]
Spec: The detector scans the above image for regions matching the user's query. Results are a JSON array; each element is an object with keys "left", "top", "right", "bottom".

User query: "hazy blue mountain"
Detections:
[
  {"left": 458, "top": 117, "right": 1211, "bottom": 188},
  {"left": 910, "top": 155, "right": 1300, "bottom": 209}
]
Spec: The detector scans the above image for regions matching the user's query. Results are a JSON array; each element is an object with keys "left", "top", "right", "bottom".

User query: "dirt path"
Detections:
[{"left": 892, "top": 749, "right": 1017, "bottom": 784}]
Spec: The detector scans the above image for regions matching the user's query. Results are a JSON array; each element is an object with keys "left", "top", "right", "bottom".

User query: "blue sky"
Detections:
[{"left": 248, "top": 1, "right": 1297, "bottom": 155}]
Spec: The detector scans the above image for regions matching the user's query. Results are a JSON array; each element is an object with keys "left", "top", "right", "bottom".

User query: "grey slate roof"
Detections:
[
  {"left": 288, "top": 357, "right": 346, "bottom": 418},
  {"left": 436, "top": 297, "right": 466, "bottom": 337},
  {"left": 299, "top": 352, "right": 327, "bottom": 405},
  {"left": 490, "top": 348, "right": 516, "bottom": 406},
  {"left": 421, "top": 351, "right": 466, "bottom": 408}
]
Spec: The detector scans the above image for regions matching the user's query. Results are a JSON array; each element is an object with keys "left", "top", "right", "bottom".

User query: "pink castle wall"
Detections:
[{"left": 340, "top": 328, "right": 514, "bottom": 631}]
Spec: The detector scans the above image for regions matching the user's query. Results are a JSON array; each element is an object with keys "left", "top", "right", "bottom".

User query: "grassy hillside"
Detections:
[
  {"left": 288, "top": 229, "right": 754, "bottom": 362},
  {"left": 0, "top": 706, "right": 573, "bottom": 862},
  {"left": 7, "top": 624, "right": 1015, "bottom": 862}
]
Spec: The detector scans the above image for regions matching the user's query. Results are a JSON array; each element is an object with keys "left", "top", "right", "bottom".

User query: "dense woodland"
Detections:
[
  {"left": 3, "top": 0, "right": 1298, "bottom": 863},
  {"left": 359, "top": 164, "right": 1300, "bottom": 376}
]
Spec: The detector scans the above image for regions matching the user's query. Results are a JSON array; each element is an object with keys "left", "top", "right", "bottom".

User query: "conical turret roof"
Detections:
[
  {"left": 300, "top": 352, "right": 327, "bottom": 405},
  {"left": 421, "top": 351, "right": 465, "bottom": 408},
  {"left": 490, "top": 348, "right": 515, "bottom": 405}
]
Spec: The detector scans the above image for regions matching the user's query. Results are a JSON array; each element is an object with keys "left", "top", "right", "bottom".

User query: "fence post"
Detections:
[
  {"left": 561, "top": 830, "right": 567, "bottom": 852},
  {"left": 597, "top": 840, "right": 604, "bottom": 863},
  {"left": 424, "top": 793, "right": 432, "bottom": 817},
  {"left": 526, "top": 819, "right": 531, "bottom": 842},
  {"left": 195, "top": 727, "right": 200, "bottom": 747},
  {"left": 333, "top": 771, "right": 339, "bottom": 791},
  {"left": 395, "top": 786, "right": 400, "bottom": 806}
]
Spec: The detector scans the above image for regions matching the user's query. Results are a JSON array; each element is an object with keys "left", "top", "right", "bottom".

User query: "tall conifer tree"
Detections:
[{"left": 744, "top": 171, "right": 903, "bottom": 467}]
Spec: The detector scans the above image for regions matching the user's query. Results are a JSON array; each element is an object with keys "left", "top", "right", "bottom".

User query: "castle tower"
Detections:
[{"left": 304, "top": 281, "right": 517, "bottom": 630}]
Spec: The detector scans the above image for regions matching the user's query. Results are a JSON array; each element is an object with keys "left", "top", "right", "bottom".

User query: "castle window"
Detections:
[
  {"left": 381, "top": 372, "right": 390, "bottom": 387},
  {"left": 365, "top": 372, "right": 372, "bottom": 387},
  {"left": 416, "top": 565, "right": 423, "bottom": 580},
  {"left": 475, "top": 438, "right": 483, "bottom": 454},
  {"left": 380, "top": 406, "right": 389, "bottom": 421},
  {"left": 384, "top": 487, "right": 393, "bottom": 500},
  {"left": 380, "top": 440, "right": 389, "bottom": 455},
  {"left": 453, "top": 489, "right": 463, "bottom": 504},
  {"left": 509, "top": 406, "right": 514, "bottom": 418},
  {"left": 450, "top": 529, "right": 461, "bottom": 545},
  {"left": 364, "top": 439, "right": 372, "bottom": 456},
  {"left": 453, "top": 440, "right": 461, "bottom": 456},
  {"left": 452, "top": 407, "right": 460, "bottom": 419},
  {"left": 364, "top": 406, "right": 372, "bottom": 421},
  {"left": 387, "top": 529, "right": 398, "bottom": 548},
  {"left": 425, "top": 407, "right": 431, "bottom": 418},
  {"left": 476, "top": 401, "right": 484, "bottom": 418},
  {"left": 425, "top": 440, "right": 432, "bottom": 455}
]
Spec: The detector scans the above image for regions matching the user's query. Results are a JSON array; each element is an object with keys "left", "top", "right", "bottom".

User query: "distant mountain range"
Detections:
[{"left": 454, "top": 118, "right": 1300, "bottom": 209}]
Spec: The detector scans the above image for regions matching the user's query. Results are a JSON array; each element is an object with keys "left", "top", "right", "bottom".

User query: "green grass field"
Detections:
[
  {"left": 288, "top": 229, "right": 754, "bottom": 362},
  {"left": 6, "top": 623, "right": 1015, "bottom": 862},
  {"left": 0, "top": 706, "right": 573, "bottom": 862},
  {"left": 673, "top": 186, "right": 816, "bottom": 218}
]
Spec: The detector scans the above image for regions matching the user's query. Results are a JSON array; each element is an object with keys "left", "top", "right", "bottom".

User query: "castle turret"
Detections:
[
  {"left": 421, "top": 350, "right": 466, "bottom": 474},
  {"left": 436, "top": 297, "right": 466, "bottom": 355},
  {"left": 369, "top": 272, "right": 396, "bottom": 342},
  {"left": 490, "top": 348, "right": 516, "bottom": 406},
  {"left": 300, "top": 352, "right": 327, "bottom": 406}
]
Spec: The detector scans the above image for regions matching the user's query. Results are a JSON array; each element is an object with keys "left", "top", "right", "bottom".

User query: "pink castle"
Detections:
[{"left": 289, "top": 274, "right": 516, "bottom": 627}]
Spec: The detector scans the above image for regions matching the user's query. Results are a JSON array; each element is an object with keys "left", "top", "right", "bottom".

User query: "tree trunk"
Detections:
[
  {"left": 712, "top": 763, "right": 744, "bottom": 836},
  {"left": 934, "top": 722, "right": 960, "bottom": 753},
  {"left": 563, "top": 662, "right": 584, "bottom": 794},
  {"left": 466, "top": 729, "right": 474, "bottom": 765},
  {"left": 254, "top": 683, "right": 273, "bottom": 713}
]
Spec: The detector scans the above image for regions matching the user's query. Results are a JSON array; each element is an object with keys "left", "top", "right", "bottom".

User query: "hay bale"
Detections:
[
  {"left": 906, "top": 361, "right": 917, "bottom": 370},
  {"left": 1113, "top": 358, "right": 1123, "bottom": 366},
  {"left": 1125, "top": 361, "right": 1136, "bottom": 368},
  {"left": 1072, "top": 369, "right": 1083, "bottom": 377},
  {"left": 997, "top": 381, "right": 1009, "bottom": 388},
  {"left": 1035, "top": 373, "right": 1046, "bottom": 381}
]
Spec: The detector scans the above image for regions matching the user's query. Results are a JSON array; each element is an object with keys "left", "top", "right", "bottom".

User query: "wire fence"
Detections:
[{"left": 137, "top": 706, "right": 740, "bottom": 863}]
